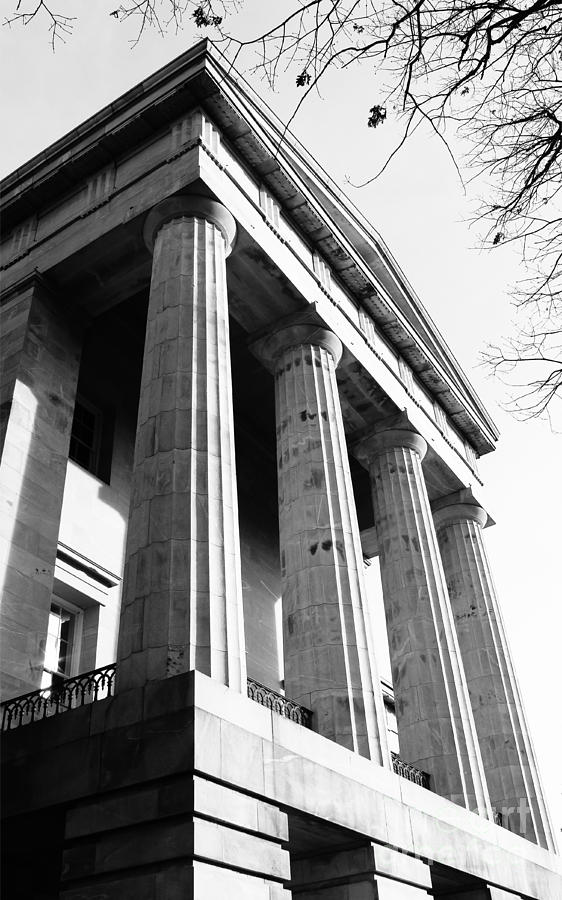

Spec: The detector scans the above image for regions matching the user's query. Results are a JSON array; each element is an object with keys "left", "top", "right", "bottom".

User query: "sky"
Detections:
[{"left": 1, "top": 1, "right": 560, "bottom": 842}]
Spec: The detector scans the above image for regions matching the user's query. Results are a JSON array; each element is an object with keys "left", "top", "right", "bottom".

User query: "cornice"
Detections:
[
  {"left": 196, "top": 53, "right": 498, "bottom": 454},
  {"left": 0, "top": 40, "right": 213, "bottom": 235}
]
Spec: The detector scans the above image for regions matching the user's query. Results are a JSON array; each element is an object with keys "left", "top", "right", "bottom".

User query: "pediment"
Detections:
[{"left": 0, "top": 39, "right": 498, "bottom": 456}]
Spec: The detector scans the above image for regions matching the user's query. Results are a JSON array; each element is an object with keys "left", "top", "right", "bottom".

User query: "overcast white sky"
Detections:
[{"left": 1, "top": 1, "right": 560, "bottom": 841}]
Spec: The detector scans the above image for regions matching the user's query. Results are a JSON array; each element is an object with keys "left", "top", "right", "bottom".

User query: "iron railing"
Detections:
[
  {"left": 245, "top": 684, "right": 430, "bottom": 789},
  {"left": 247, "top": 677, "right": 313, "bottom": 727},
  {"left": 1, "top": 669, "right": 428, "bottom": 792},
  {"left": 1, "top": 664, "right": 116, "bottom": 731},
  {"left": 391, "top": 751, "right": 431, "bottom": 789}
]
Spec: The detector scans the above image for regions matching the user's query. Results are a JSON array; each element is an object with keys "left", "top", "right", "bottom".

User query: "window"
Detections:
[
  {"left": 41, "top": 601, "right": 83, "bottom": 689},
  {"left": 68, "top": 395, "right": 113, "bottom": 481},
  {"left": 383, "top": 692, "right": 400, "bottom": 755},
  {"left": 69, "top": 397, "right": 101, "bottom": 474}
]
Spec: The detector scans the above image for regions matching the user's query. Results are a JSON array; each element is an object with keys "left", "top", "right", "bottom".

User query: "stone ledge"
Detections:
[
  {"left": 64, "top": 774, "right": 288, "bottom": 844},
  {"left": 62, "top": 817, "right": 290, "bottom": 883},
  {"left": 189, "top": 672, "right": 561, "bottom": 900},
  {"left": 2, "top": 670, "right": 561, "bottom": 899}
]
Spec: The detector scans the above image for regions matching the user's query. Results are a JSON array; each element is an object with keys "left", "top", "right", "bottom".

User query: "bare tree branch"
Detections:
[{"left": 6, "top": 0, "right": 562, "bottom": 418}]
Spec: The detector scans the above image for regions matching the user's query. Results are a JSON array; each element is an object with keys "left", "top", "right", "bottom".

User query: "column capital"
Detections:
[
  {"left": 251, "top": 315, "right": 342, "bottom": 372},
  {"left": 355, "top": 426, "right": 427, "bottom": 465},
  {"left": 432, "top": 498, "right": 487, "bottom": 531},
  {"left": 143, "top": 194, "right": 237, "bottom": 254}
]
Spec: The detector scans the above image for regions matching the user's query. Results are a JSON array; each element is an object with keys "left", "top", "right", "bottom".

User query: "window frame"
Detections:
[
  {"left": 68, "top": 393, "right": 114, "bottom": 482},
  {"left": 41, "top": 596, "right": 84, "bottom": 689},
  {"left": 69, "top": 395, "right": 103, "bottom": 476}
]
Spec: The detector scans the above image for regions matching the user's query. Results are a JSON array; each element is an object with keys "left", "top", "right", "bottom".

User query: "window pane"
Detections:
[
  {"left": 40, "top": 669, "right": 54, "bottom": 690},
  {"left": 69, "top": 398, "right": 101, "bottom": 476},
  {"left": 44, "top": 610, "right": 62, "bottom": 671},
  {"left": 43, "top": 604, "right": 74, "bottom": 680},
  {"left": 69, "top": 437, "right": 92, "bottom": 469},
  {"left": 58, "top": 613, "right": 72, "bottom": 674}
]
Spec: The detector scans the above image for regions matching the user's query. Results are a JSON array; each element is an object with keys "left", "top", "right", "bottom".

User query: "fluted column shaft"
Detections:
[
  {"left": 357, "top": 429, "right": 490, "bottom": 814},
  {"left": 253, "top": 322, "right": 389, "bottom": 762},
  {"left": 434, "top": 500, "right": 556, "bottom": 849},
  {"left": 117, "top": 196, "right": 246, "bottom": 693}
]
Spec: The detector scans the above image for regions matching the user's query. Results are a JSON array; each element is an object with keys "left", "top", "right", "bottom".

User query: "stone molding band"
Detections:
[{"left": 143, "top": 194, "right": 237, "bottom": 254}]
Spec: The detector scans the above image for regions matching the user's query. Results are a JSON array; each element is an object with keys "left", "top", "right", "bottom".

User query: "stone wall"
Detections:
[{"left": 2, "top": 672, "right": 560, "bottom": 898}]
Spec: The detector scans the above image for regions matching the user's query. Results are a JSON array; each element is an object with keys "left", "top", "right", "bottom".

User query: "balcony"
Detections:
[
  {"left": 1, "top": 665, "right": 431, "bottom": 791},
  {"left": 1, "top": 664, "right": 116, "bottom": 730}
]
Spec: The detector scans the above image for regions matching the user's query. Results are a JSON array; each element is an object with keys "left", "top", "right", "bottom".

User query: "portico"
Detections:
[{"left": 0, "top": 39, "right": 559, "bottom": 900}]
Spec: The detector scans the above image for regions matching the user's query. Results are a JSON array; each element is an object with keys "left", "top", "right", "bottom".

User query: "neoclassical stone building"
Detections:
[{"left": 1, "top": 40, "right": 560, "bottom": 899}]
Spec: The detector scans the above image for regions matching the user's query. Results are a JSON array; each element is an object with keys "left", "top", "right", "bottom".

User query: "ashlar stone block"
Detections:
[{"left": 61, "top": 766, "right": 290, "bottom": 899}]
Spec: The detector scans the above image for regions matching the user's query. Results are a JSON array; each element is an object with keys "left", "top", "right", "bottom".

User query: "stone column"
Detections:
[
  {"left": 252, "top": 320, "right": 389, "bottom": 763},
  {"left": 433, "top": 497, "right": 556, "bottom": 850},
  {"left": 0, "top": 278, "right": 82, "bottom": 700},
  {"left": 356, "top": 426, "right": 490, "bottom": 814},
  {"left": 117, "top": 195, "right": 247, "bottom": 693}
]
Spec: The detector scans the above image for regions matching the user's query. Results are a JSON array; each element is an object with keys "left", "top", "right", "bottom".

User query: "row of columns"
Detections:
[
  {"left": 356, "top": 429, "right": 489, "bottom": 815},
  {"left": 115, "top": 194, "right": 554, "bottom": 850}
]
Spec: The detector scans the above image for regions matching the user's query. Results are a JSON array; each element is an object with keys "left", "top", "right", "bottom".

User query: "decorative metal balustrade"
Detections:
[
  {"left": 247, "top": 677, "right": 313, "bottom": 728},
  {"left": 391, "top": 752, "right": 431, "bottom": 790},
  {"left": 1, "top": 664, "right": 116, "bottom": 731},
  {"left": 0, "top": 668, "right": 425, "bottom": 792},
  {"left": 245, "top": 683, "right": 430, "bottom": 789}
]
